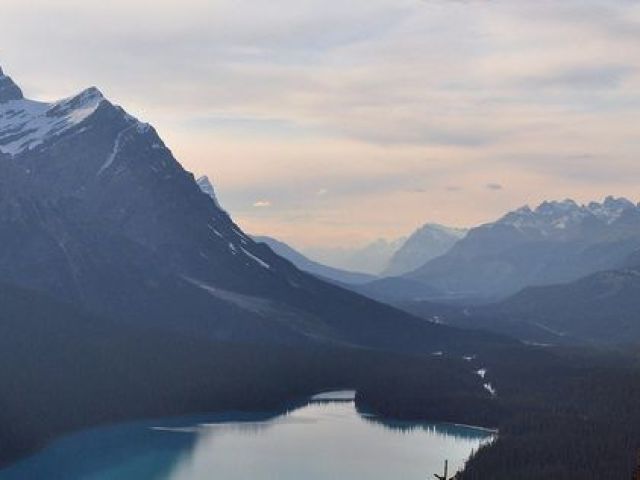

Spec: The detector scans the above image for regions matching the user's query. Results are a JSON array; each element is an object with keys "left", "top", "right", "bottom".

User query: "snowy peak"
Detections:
[
  {"left": 0, "top": 76, "right": 107, "bottom": 156},
  {"left": 0, "top": 67, "right": 23, "bottom": 104},
  {"left": 497, "top": 197, "right": 638, "bottom": 235},
  {"left": 47, "top": 87, "right": 105, "bottom": 119},
  {"left": 535, "top": 199, "right": 579, "bottom": 216},
  {"left": 589, "top": 196, "right": 636, "bottom": 223},
  {"left": 197, "top": 175, "right": 221, "bottom": 209}
]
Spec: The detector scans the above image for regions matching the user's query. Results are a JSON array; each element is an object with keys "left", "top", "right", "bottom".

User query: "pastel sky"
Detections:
[{"left": 2, "top": 0, "right": 640, "bottom": 249}]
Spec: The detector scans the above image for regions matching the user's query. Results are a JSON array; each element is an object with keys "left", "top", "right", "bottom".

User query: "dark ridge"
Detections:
[{"left": 0, "top": 67, "right": 24, "bottom": 103}]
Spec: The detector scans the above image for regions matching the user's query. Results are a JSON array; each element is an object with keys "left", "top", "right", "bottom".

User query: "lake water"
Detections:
[{"left": 0, "top": 391, "right": 494, "bottom": 480}]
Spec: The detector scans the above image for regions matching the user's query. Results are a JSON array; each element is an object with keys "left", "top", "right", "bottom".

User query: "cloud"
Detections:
[
  {"left": 518, "top": 65, "right": 635, "bottom": 90},
  {"left": 486, "top": 183, "right": 503, "bottom": 191},
  {"left": 2, "top": 0, "right": 640, "bottom": 247}
]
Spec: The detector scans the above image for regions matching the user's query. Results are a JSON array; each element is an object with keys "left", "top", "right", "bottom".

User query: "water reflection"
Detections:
[
  {"left": 0, "top": 392, "right": 494, "bottom": 480},
  {"left": 362, "top": 415, "right": 495, "bottom": 441}
]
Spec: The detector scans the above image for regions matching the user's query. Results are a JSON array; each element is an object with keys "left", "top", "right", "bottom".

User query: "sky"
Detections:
[{"left": 1, "top": 0, "right": 640, "bottom": 250}]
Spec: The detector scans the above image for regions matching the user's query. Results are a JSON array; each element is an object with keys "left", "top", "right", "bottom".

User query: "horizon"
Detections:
[{"left": 2, "top": 0, "right": 640, "bottom": 249}]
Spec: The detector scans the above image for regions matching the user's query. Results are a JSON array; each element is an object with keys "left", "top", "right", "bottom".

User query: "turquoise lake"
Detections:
[{"left": 0, "top": 391, "right": 494, "bottom": 480}]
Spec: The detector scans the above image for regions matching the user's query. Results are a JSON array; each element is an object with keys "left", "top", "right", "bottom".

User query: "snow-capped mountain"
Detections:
[
  {"left": 383, "top": 223, "right": 467, "bottom": 276},
  {"left": 0, "top": 87, "right": 105, "bottom": 156},
  {"left": 0, "top": 65, "right": 493, "bottom": 353},
  {"left": 196, "top": 175, "right": 222, "bottom": 209},
  {"left": 402, "top": 197, "right": 640, "bottom": 300},
  {"left": 0, "top": 66, "right": 23, "bottom": 103},
  {"left": 497, "top": 197, "right": 639, "bottom": 237}
]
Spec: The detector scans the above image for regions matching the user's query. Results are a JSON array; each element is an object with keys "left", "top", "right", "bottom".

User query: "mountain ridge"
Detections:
[
  {"left": 402, "top": 196, "right": 640, "bottom": 300},
  {"left": 474, "top": 264, "right": 640, "bottom": 344}
]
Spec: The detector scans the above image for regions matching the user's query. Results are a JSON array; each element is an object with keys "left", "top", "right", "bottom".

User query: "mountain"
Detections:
[
  {"left": 0, "top": 67, "right": 22, "bottom": 103},
  {"left": 472, "top": 263, "right": 640, "bottom": 345},
  {"left": 196, "top": 175, "right": 222, "bottom": 209},
  {"left": 252, "top": 235, "right": 377, "bottom": 285},
  {"left": 303, "top": 237, "right": 406, "bottom": 275},
  {"left": 402, "top": 197, "right": 640, "bottom": 301},
  {"left": 383, "top": 223, "right": 467, "bottom": 276},
  {"left": 0, "top": 65, "right": 501, "bottom": 354}
]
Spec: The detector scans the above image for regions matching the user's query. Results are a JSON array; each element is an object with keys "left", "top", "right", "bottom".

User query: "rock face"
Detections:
[
  {"left": 0, "top": 67, "right": 23, "bottom": 103},
  {"left": 403, "top": 197, "right": 640, "bottom": 300},
  {"left": 196, "top": 175, "right": 222, "bottom": 209},
  {"left": 383, "top": 224, "right": 467, "bottom": 276},
  {"left": 0, "top": 66, "right": 495, "bottom": 353}
]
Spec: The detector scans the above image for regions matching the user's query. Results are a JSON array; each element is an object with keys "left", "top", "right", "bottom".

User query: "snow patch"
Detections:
[
  {"left": 483, "top": 383, "right": 497, "bottom": 396},
  {"left": 98, "top": 125, "right": 135, "bottom": 175},
  {"left": 475, "top": 368, "right": 497, "bottom": 397},
  {"left": 241, "top": 247, "right": 271, "bottom": 269},
  {"left": 208, "top": 224, "right": 224, "bottom": 238},
  {"left": 0, "top": 88, "right": 105, "bottom": 156}
]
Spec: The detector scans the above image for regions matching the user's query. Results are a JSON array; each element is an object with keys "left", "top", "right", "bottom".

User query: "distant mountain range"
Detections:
[
  {"left": 0, "top": 65, "right": 499, "bottom": 355},
  {"left": 360, "top": 197, "right": 640, "bottom": 303},
  {"left": 383, "top": 224, "right": 467, "bottom": 276},
  {"left": 262, "top": 223, "right": 466, "bottom": 279},
  {"left": 394, "top": 233, "right": 640, "bottom": 345}
]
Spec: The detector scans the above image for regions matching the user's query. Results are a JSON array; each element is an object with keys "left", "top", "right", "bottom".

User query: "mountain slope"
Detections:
[
  {"left": 383, "top": 223, "right": 467, "bottom": 276},
  {"left": 252, "top": 235, "right": 377, "bottom": 285},
  {"left": 404, "top": 197, "right": 640, "bottom": 300},
  {"left": 0, "top": 281, "right": 290, "bottom": 464},
  {"left": 0, "top": 66, "right": 502, "bottom": 354},
  {"left": 478, "top": 267, "right": 640, "bottom": 344}
]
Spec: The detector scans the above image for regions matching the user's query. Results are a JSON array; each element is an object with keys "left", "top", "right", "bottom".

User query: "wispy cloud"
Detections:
[{"left": 3, "top": 0, "right": 640, "bottom": 246}]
